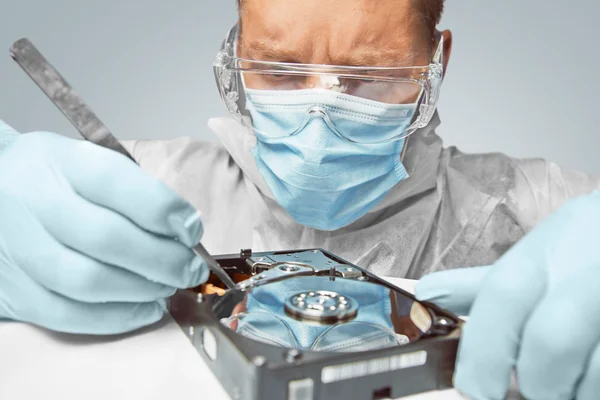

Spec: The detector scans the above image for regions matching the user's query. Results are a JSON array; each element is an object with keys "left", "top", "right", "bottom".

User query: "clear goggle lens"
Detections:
[
  {"left": 214, "top": 24, "right": 443, "bottom": 143},
  {"left": 241, "top": 67, "right": 424, "bottom": 104}
]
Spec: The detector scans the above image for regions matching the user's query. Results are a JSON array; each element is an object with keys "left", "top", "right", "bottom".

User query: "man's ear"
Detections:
[{"left": 440, "top": 30, "right": 452, "bottom": 77}]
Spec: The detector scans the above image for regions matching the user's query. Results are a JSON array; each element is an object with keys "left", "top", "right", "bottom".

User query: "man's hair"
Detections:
[
  {"left": 237, "top": 0, "right": 445, "bottom": 35},
  {"left": 413, "top": 0, "right": 445, "bottom": 35}
]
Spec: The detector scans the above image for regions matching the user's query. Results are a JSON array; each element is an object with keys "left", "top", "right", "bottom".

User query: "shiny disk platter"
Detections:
[{"left": 168, "top": 249, "right": 462, "bottom": 400}]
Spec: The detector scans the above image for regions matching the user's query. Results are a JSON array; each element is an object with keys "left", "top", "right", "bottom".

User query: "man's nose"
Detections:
[{"left": 304, "top": 75, "right": 341, "bottom": 90}]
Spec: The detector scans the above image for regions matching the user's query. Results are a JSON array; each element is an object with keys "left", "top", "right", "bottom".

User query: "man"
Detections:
[{"left": 1, "top": 0, "right": 599, "bottom": 398}]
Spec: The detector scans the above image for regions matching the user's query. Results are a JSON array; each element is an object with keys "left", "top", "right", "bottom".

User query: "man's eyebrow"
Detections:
[
  {"left": 243, "top": 40, "right": 419, "bottom": 67},
  {"left": 243, "top": 40, "right": 302, "bottom": 63},
  {"left": 338, "top": 49, "right": 418, "bottom": 67}
]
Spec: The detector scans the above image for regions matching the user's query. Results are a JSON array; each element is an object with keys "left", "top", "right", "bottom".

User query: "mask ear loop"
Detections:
[{"left": 400, "top": 135, "right": 410, "bottom": 161}]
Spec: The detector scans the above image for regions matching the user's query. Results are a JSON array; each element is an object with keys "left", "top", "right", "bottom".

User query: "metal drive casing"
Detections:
[{"left": 168, "top": 249, "right": 461, "bottom": 400}]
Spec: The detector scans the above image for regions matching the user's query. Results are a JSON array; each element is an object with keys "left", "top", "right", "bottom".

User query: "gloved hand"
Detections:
[
  {"left": 0, "top": 120, "right": 208, "bottom": 335},
  {"left": 416, "top": 192, "right": 600, "bottom": 400}
]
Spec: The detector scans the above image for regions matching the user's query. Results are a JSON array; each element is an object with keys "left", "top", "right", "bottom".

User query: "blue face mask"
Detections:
[{"left": 246, "top": 88, "right": 416, "bottom": 231}]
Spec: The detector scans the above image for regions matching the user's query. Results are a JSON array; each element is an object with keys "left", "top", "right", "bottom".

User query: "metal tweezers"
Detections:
[{"left": 9, "top": 38, "right": 236, "bottom": 290}]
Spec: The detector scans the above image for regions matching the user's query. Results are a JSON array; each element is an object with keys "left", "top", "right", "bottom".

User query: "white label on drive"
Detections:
[{"left": 321, "top": 350, "right": 427, "bottom": 384}]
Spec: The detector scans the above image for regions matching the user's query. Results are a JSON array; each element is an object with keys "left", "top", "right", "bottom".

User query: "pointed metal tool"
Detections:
[{"left": 9, "top": 38, "right": 236, "bottom": 290}]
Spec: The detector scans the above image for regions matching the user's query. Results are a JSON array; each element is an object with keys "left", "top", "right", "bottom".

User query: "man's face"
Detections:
[{"left": 239, "top": 0, "right": 440, "bottom": 68}]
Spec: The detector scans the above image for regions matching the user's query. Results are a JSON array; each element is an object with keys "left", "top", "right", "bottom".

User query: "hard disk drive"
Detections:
[{"left": 168, "top": 249, "right": 462, "bottom": 400}]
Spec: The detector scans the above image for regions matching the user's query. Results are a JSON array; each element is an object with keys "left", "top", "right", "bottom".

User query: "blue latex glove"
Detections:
[
  {"left": 416, "top": 192, "right": 600, "bottom": 400},
  {"left": 0, "top": 121, "right": 208, "bottom": 334}
]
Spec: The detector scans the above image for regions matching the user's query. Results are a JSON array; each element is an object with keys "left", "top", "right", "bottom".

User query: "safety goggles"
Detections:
[{"left": 214, "top": 24, "right": 444, "bottom": 144}]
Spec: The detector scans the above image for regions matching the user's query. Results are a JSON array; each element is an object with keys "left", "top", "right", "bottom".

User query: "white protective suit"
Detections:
[{"left": 124, "top": 113, "right": 600, "bottom": 279}]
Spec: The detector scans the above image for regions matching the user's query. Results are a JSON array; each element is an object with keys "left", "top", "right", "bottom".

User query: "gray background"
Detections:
[{"left": 1, "top": 0, "right": 598, "bottom": 174}]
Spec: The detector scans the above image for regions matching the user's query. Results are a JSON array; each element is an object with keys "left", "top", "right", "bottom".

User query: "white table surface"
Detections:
[{"left": 0, "top": 278, "right": 465, "bottom": 400}]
